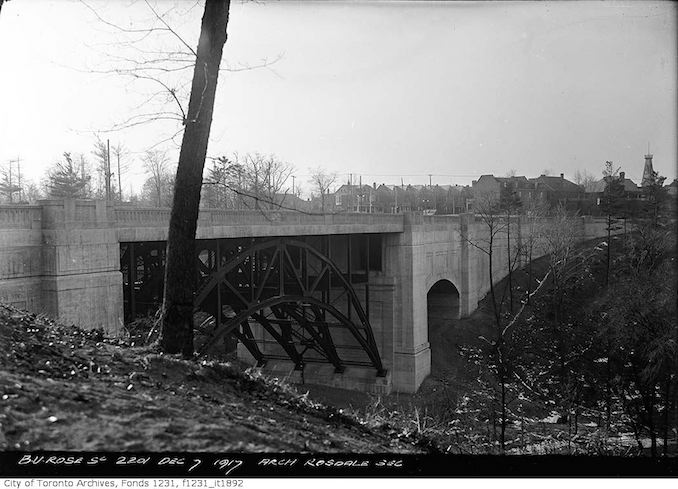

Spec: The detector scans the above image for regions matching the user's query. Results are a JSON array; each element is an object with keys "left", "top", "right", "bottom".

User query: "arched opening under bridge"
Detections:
[{"left": 426, "top": 279, "right": 460, "bottom": 375}]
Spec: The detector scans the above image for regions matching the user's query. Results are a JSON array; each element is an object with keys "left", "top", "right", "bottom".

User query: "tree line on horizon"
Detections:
[{"left": 0, "top": 144, "right": 341, "bottom": 211}]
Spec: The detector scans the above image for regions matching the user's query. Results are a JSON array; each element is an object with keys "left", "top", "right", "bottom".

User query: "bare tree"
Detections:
[
  {"left": 92, "top": 137, "right": 114, "bottom": 200},
  {"left": 522, "top": 199, "right": 548, "bottom": 304},
  {"left": 111, "top": 142, "right": 130, "bottom": 201},
  {"left": 22, "top": 180, "right": 44, "bottom": 203},
  {"left": 240, "top": 153, "right": 293, "bottom": 209},
  {"left": 160, "top": 0, "right": 230, "bottom": 355},
  {"left": 573, "top": 169, "right": 597, "bottom": 192},
  {"left": 540, "top": 206, "right": 585, "bottom": 371},
  {"left": 203, "top": 153, "right": 295, "bottom": 210},
  {"left": 309, "top": 167, "right": 337, "bottom": 213},
  {"left": 142, "top": 149, "right": 172, "bottom": 207},
  {"left": 463, "top": 194, "right": 511, "bottom": 452},
  {"left": 499, "top": 189, "right": 522, "bottom": 313},
  {"left": 79, "top": 0, "right": 281, "bottom": 147},
  {"left": 538, "top": 205, "right": 594, "bottom": 434}
]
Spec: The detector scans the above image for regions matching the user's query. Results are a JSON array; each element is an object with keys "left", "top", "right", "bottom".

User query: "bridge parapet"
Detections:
[
  {"left": 116, "top": 206, "right": 404, "bottom": 227},
  {"left": 403, "top": 213, "right": 463, "bottom": 226},
  {"left": 115, "top": 207, "right": 404, "bottom": 241},
  {"left": 39, "top": 199, "right": 115, "bottom": 229},
  {"left": 0, "top": 205, "right": 42, "bottom": 229},
  {"left": 114, "top": 207, "right": 172, "bottom": 227},
  {"left": 0, "top": 206, "right": 43, "bottom": 313}
]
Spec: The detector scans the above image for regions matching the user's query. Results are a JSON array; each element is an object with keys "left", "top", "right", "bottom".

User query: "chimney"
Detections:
[
  {"left": 560, "top": 173, "right": 564, "bottom": 179},
  {"left": 620, "top": 171, "right": 625, "bottom": 180},
  {"left": 373, "top": 182, "right": 376, "bottom": 190}
]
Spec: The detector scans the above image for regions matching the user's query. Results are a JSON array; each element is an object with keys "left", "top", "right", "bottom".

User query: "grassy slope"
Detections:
[{"left": 0, "top": 305, "right": 425, "bottom": 453}]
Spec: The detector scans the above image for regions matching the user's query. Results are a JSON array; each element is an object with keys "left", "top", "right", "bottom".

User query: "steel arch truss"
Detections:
[{"left": 194, "top": 238, "right": 386, "bottom": 376}]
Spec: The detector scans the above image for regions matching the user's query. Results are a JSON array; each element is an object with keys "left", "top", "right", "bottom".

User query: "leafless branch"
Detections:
[
  {"left": 126, "top": 73, "right": 187, "bottom": 123},
  {"left": 143, "top": 0, "right": 198, "bottom": 57},
  {"left": 79, "top": 1, "right": 172, "bottom": 35},
  {"left": 220, "top": 52, "right": 285, "bottom": 75},
  {"left": 501, "top": 270, "right": 551, "bottom": 338},
  {"left": 97, "top": 112, "right": 185, "bottom": 132}
]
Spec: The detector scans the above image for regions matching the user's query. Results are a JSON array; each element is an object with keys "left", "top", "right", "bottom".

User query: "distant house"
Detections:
[
  {"left": 472, "top": 174, "right": 504, "bottom": 203},
  {"left": 471, "top": 173, "right": 584, "bottom": 210},
  {"left": 472, "top": 175, "right": 529, "bottom": 204},
  {"left": 331, "top": 182, "right": 471, "bottom": 214},
  {"left": 333, "top": 183, "right": 379, "bottom": 212},
  {"left": 588, "top": 171, "right": 641, "bottom": 197},
  {"left": 586, "top": 171, "right": 643, "bottom": 217},
  {"left": 528, "top": 174, "right": 586, "bottom": 208}
]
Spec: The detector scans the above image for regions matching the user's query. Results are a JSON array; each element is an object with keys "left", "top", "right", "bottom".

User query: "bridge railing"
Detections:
[
  {"left": 114, "top": 207, "right": 172, "bottom": 226},
  {"left": 0, "top": 205, "right": 42, "bottom": 229},
  {"left": 115, "top": 207, "right": 405, "bottom": 228}
]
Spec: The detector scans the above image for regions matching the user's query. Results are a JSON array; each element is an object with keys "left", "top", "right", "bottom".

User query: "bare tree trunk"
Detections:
[
  {"left": 605, "top": 214, "right": 612, "bottom": 286},
  {"left": 526, "top": 242, "right": 533, "bottom": 304},
  {"left": 500, "top": 369, "right": 507, "bottom": 453},
  {"left": 488, "top": 232, "right": 500, "bottom": 327},
  {"left": 506, "top": 212, "right": 513, "bottom": 313},
  {"left": 605, "top": 338, "right": 612, "bottom": 431},
  {"left": 649, "top": 404, "right": 658, "bottom": 458},
  {"left": 663, "top": 378, "right": 670, "bottom": 457},
  {"left": 160, "top": 0, "right": 230, "bottom": 356}
]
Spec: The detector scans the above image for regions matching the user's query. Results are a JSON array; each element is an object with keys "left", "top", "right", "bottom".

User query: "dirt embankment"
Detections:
[{"left": 0, "top": 305, "right": 425, "bottom": 453}]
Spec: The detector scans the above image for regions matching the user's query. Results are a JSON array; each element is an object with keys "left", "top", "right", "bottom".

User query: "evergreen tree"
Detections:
[
  {"left": 46, "top": 153, "right": 92, "bottom": 199},
  {"left": 599, "top": 161, "right": 626, "bottom": 286},
  {"left": 639, "top": 170, "right": 667, "bottom": 228},
  {"left": 0, "top": 162, "right": 22, "bottom": 203}
]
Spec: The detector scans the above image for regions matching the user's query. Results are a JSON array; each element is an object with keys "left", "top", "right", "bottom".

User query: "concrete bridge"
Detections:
[{"left": 0, "top": 200, "right": 612, "bottom": 393}]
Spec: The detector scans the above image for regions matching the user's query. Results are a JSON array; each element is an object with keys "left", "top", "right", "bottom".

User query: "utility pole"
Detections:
[
  {"left": 6, "top": 159, "right": 13, "bottom": 203},
  {"left": 106, "top": 139, "right": 111, "bottom": 201},
  {"left": 358, "top": 175, "right": 362, "bottom": 212},
  {"left": 15, "top": 156, "right": 22, "bottom": 202},
  {"left": 116, "top": 144, "right": 122, "bottom": 201},
  {"left": 349, "top": 173, "right": 353, "bottom": 212},
  {"left": 18, "top": 158, "right": 22, "bottom": 201},
  {"left": 292, "top": 175, "right": 296, "bottom": 196},
  {"left": 8, "top": 156, "right": 22, "bottom": 203}
]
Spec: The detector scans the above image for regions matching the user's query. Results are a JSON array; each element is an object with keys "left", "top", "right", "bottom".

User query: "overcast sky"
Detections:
[{"left": 0, "top": 0, "right": 675, "bottom": 195}]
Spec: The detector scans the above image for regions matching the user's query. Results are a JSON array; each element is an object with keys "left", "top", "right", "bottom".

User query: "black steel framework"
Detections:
[{"left": 120, "top": 235, "right": 385, "bottom": 376}]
